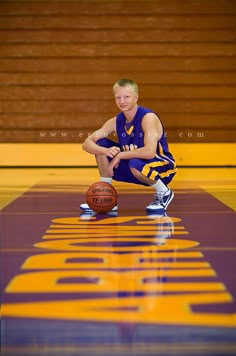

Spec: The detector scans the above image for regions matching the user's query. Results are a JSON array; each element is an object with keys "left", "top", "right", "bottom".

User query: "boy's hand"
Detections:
[
  {"left": 108, "top": 154, "right": 121, "bottom": 176},
  {"left": 106, "top": 146, "right": 120, "bottom": 158}
]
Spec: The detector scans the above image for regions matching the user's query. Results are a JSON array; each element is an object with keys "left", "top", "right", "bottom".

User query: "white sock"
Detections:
[
  {"left": 100, "top": 177, "right": 113, "bottom": 185},
  {"left": 151, "top": 180, "right": 168, "bottom": 194}
]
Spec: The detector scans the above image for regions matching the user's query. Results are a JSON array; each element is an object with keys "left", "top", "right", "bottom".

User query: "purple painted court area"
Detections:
[{"left": 1, "top": 183, "right": 236, "bottom": 356}]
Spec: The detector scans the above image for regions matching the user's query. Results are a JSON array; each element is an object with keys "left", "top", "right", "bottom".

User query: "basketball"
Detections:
[{"left": 86, "top": 182, "right": 117, "bottom": 213}]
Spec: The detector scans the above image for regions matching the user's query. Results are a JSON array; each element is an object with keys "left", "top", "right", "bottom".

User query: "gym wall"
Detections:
[{"left": 0, "top": 0, "right": 235, "bottom": 166}]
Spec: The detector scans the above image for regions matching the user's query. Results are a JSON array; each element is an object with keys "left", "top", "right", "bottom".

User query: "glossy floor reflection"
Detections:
[{"left": 1, "top": 168, "right": 236, "bottom": 355}]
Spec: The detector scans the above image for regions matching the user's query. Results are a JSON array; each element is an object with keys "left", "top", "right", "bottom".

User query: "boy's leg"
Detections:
[
  {"left": 80, "top": 138, "right": 119, "bottom": 212},
  {"left": 129, "top": 166, "right": 168, "bottom": 193},
  {"left": 96, "top": 138, "right": 120, "bottom": 178},
  {"left": 95, "top": 139, "right": 146, "bottom": 185},
  {"left": 128, "top": 158, "right": 176, "bottom": 212},
  {"left": 96, "top": 154, "right": 111, "bottom": 178}
]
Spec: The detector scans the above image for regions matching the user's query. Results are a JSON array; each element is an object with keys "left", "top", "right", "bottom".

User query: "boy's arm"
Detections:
[{"left": 82, "top": 117, "right": 120, "bottom": 158}]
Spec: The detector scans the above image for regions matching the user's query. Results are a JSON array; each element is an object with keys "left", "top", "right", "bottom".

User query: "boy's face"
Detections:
[{"left": 114, "top": 85, "right": 138, "bottom": 113}]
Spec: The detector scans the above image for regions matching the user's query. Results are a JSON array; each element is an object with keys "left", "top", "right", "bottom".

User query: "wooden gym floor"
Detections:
[{"left": 1, "top": 167, "right": 236, "bottom": 356}]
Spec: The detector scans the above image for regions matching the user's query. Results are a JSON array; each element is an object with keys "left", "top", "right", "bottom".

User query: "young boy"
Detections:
[{"left": 80, "top": 78, "right": 177, "bottom": 213}]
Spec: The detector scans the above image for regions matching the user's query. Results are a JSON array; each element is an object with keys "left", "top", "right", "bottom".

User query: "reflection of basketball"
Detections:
[{"left": 86, "top": 182, "right": 117, "bottom": 213}]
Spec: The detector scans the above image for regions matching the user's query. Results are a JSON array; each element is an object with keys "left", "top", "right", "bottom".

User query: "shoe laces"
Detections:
[{"left": 151, "top": 192, "right": 165, "bottom": 206}]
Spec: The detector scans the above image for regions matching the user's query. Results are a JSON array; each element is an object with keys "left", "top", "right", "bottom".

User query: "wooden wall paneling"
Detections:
[
  {"left": 1, "top": 73, "right": 236, "bottom": 85},
  {"left": 0, "top": 14, "right": 236, "bottom": 29},
  {"left": 1, "top": 57, "right": 236, "bottom": 72},
  {"left": 1, "top": 99, "right": 236, "bottom": 113},
  {"left": 1, "top": 85, "right": 236, "bottom": 100},
  {"left": 0, "top": 0, "right": 235, "bottom": 144},
  {"left": 0, "top": 29, "right": 235, "bottom": 43},
  {"left": 3, "top": 72, "right": 236, "bottom": 86},
  {"left": 1, "top": 0, "right": 235, "bottom": 15},
  {"left": 1, "top": 43, "right": 235, "bottom": 57},
  {"left": 1, "top": 113, "right": 235, "bottom": 130}
]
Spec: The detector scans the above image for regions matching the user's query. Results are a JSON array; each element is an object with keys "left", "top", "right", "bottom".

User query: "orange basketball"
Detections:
[{"left": 86, "top": 182, "right": 117, "bottom": 213}]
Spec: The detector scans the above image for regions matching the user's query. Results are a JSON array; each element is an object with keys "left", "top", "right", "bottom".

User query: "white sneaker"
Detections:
[
  {"left": 146, "top": 189, "right": 174, "bottom": 212},
  {"left": 80, "top": 203, "right": 118, "bottom": 212}
]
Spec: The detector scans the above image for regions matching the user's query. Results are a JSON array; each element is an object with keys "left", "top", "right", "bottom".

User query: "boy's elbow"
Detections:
[
  {"left": 82, "top": 137, "right": 96, "bottom": 154},
  {"left": 82, "top": 141, "right": 89, "bottom": 153},
  {"left": 82, "top": 137, "right": 90, "bottom": 151}
]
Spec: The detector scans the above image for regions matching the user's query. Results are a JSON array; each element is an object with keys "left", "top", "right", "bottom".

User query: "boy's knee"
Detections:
[{"left": 129, "top": 158, "right": 141, "bottom": 171}]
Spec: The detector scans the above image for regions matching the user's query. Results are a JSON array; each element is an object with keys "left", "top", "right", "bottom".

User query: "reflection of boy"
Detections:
[{"left": 81, "top": 78, "right": 177, "bottom": 213}]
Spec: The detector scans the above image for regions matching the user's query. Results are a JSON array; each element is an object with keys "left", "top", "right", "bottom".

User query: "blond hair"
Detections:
[{"left": 113, "top": 78, "right": 138, "bottom": 94}]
